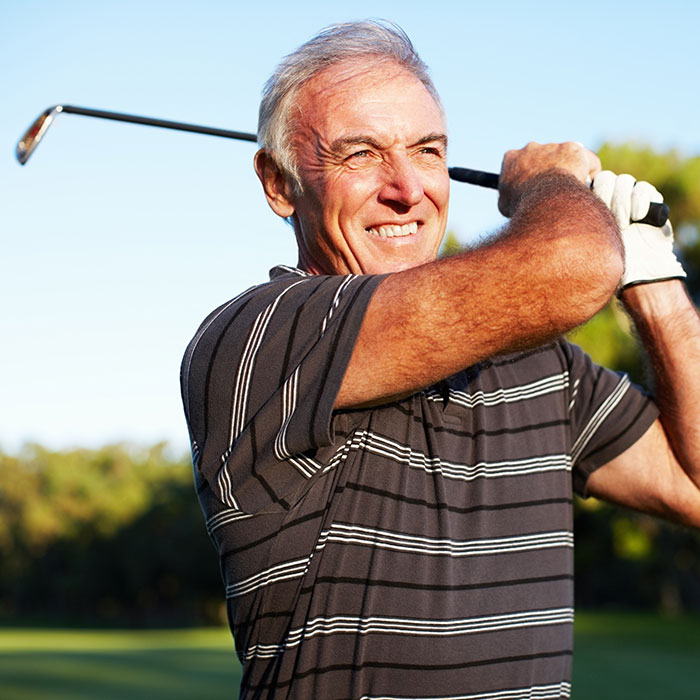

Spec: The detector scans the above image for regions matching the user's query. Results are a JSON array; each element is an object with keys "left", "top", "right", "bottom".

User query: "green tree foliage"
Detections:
[
  {"left": 439, "top": 230, "right": 464, "bottom": 259},
  {"left": 0, "top": 444, "right": 224, "bottom": 626}
]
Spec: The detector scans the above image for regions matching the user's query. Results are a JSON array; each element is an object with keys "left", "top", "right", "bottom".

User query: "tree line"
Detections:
[{"left": 0, "top": 443, "right": 223, "bottom": 626}]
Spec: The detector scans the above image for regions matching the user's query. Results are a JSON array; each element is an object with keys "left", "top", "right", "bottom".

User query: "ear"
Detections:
[{"left": 254, "top": 149, "right": 296, "bottom": 219}]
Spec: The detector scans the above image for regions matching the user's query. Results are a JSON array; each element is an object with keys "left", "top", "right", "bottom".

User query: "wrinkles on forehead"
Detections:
[
  {"left": 288, "top": 58, "right": 446, "bottom": 186},
  {"left": 305, "top": 55, "right": 403, "bottom": 97}
]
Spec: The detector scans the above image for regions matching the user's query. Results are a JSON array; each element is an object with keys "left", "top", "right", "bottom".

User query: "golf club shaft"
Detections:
[
  {"left": 16, "top": 105, "right": 670, "bottom": 227},
  {"left": 60, "top": 105, "right": 258, "bottom": 142}
]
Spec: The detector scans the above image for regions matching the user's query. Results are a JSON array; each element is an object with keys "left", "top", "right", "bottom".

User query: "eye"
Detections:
[
  {"left": 419, "top": 146, "right": 442, "bottom": 157},
  {"left": 348, "top": 149, "right": 371, "bottom": 159}
]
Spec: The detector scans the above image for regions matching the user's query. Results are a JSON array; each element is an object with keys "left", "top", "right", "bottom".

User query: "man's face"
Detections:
[{"left": 286, "top": 59, "right": 450, "bottom": 275}]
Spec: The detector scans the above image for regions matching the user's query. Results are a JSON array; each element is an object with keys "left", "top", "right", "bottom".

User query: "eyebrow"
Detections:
[{"left": 329, "top": 132, "right": 448, "bottom": 154}]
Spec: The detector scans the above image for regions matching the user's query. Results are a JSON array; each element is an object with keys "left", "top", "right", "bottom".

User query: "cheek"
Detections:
[
  {"left": 426, "top": 170, "right": 450, "bottom": 209},
  {"left": 427, "top": 191, "right": 450, "bottom": 226},
  {"left": 331, "top": 175, "right": 382, "bottom": 218}
]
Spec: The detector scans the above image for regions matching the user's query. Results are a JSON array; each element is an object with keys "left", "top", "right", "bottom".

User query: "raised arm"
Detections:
[
  {"left": 586, "top": 281, "right": 700, "bottom": 527},
  {"left": 337, "top": 144, "right": 624, "bottom": 408},
  {"left": 584, "top": 174, "right": 700, "bottom": 527}
]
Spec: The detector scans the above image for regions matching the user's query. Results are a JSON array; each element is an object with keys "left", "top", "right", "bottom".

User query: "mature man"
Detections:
[{"left": 181, "top": 20, "right": 700, "bottom": 700}]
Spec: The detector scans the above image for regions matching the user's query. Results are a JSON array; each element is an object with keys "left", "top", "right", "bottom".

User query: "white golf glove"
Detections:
[{"left": 592, "top": 170, "right": 686, "bottom": 289}]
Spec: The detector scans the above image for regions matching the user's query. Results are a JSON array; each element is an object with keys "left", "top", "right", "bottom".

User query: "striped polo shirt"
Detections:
[{"left": 181, "top": 265, "right": 658, "bottom": 700}]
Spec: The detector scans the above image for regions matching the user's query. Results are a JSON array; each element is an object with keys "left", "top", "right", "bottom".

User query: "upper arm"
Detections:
[
  {"left": 586, "top": 418, "right": 700, "bottom": 528},
  {"left": 182, "top": 272, "right": 383, "bottom": 513}
]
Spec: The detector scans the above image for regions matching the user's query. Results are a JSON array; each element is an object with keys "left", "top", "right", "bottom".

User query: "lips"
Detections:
[{"left": 365, "top": 221, "right": 419, "bottom": 238}]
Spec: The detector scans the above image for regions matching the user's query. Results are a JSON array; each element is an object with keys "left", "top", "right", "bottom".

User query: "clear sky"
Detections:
[{"left": 2, "top": 0, "right": 699, "bottom": 453}]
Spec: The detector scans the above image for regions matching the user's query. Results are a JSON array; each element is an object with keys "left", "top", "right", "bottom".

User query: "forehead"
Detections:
[{"left": 293, "top": 58, "right": 445, "bottom": 140}]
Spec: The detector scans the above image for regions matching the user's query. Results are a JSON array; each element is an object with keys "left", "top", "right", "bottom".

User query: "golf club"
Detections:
[{"left": 16, "top": 104, "right": 670, "bottom": 227}]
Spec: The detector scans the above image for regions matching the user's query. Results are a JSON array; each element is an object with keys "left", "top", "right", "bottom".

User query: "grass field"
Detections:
[{"left": 1, "top": 613, "right": 698, "bottom": 699}]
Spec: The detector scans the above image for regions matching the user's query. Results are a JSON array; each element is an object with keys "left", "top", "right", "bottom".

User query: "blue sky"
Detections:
[{"left": 2, "top": 0, "right": 699, "bottom": 453}]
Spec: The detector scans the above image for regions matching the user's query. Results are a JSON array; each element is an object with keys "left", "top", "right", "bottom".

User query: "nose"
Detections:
[{"left": 378, "top": 155, "right": 424, "bottom": 208}]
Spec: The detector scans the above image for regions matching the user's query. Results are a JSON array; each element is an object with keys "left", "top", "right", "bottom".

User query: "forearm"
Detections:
[
  {"left": 621, "top": 280, "right": 700, "bottom": 489},
  {"left": 338, "top": 172, "right": 622, "bottom": 407},
  {"left": 405, "top": 173, "right": 621, "bottom": 361}
]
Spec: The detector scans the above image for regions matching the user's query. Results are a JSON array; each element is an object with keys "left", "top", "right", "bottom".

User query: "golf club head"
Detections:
[{"left": 16, "top": 105, "right": 64, "bottom": 165}]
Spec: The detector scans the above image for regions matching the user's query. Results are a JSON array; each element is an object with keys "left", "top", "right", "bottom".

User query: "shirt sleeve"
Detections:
[
  {"left": 561, "top": 340, "right": 659, "bottom": 496},
  {"left": 180, "top": 271, "right": 385, "bottom": 514}
]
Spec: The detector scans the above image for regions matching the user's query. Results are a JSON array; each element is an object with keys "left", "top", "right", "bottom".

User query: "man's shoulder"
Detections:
[
  {"left": 183, "top": 266, "right": 384, "bottom": 366},
  {"left": 192, "top": 266, "right": 315, "bottom": 334}
]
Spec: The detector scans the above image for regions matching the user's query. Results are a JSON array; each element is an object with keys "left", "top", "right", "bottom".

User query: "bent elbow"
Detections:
[
  {"left": 590, "top": 240, "right": 623, "bottom": 300},
  {"left": 555, "top": 235, "right": 623, "bottom": 326}
]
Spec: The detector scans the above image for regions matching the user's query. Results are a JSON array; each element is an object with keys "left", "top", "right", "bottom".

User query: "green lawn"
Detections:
[
  {"left": 572, "top": 613, "right": 700, "bottom": 700},
  {"left": 0, "top": 628, "right": 241, "bottom": 700},
  {"left": 0, "top": 613, "right": 698, "bottom": 699}
]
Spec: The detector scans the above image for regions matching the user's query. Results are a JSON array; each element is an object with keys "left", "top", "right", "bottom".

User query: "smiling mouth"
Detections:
[{"left": 365, "top": 221, "right": 419, "bottom": 238}]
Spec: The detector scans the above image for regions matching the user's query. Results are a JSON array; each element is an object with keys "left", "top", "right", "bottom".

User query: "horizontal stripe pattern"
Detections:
[
  {"left": 180, "top": 268, "right": 658, "bottom": 698},
  {"left": 362, "top": 432, "right": 572, "bottom": 481},
  {"left": 226, "top": 524, "right": 573, "bottom": 600},
  {"left": 317, "top": 524, "right": 574, "bottom": 558},
  {"left": 317, "top": 429, "right": 572, "bottom": 483},
  {"left": 427, "top": 372, "right": 570, "bottom": 409},
  {"left": 245, "top": 607, "right": 575, "bottom": 660},
  {"left": 360, "top": 681, "right": 571, "bottom": 700},
  {"left": 226, "top": 556, "right": 310, "bottom": 598},
  {"left": 205, "top": 507, "right": 253, "bottom": 535}
]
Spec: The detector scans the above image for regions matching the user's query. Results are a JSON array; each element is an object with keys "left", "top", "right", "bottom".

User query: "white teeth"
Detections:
[{"left": 367, "top": 222, "right": 418, "bottom": 238}]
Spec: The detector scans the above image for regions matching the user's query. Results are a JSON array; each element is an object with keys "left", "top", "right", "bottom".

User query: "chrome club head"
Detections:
[{"left": 16, "top": 105, "right": 64, "bottom": 165}]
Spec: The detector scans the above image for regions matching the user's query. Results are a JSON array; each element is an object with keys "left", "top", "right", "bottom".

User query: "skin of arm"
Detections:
[
  {"left": 586, "top": 280, "right": 700, "bottom": 528},
  {"left": 336, "top": 162, "right": 624, "bottom": 408}
]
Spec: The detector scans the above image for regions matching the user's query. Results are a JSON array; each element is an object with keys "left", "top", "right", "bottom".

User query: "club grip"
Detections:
[
  {"left": 448, "top": 167, "right": 500, "bottom": 190},
  {"left": 448, "top": 166, "right": 670, "bottom": 226},
  {"left": 635, "top": 202, "right": 670, "bottom": 227}
]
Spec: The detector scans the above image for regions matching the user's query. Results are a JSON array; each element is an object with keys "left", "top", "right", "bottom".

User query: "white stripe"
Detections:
[
  {"left": 211, "top": 422, "right": 571, "bottom": 511},
  {"left": 229, "top": 280, "right": 308, "bottom": 446},
  {"left": 288, "top": 452, "right": 323, "bottom": 479},
  {"left": 181, "top": 286, "right": 256, "bottom": 420},
  {"left": 276, "top": 265, "right": 310, "bottom": 277},
  {"left": 321, "top": 274, "right": 354, "bottom": 334},
  {"left": 571, "top": 375, "right": 630, "bottom": 462},
  {"left": 206, "top": 508, "right": 253, "bottom": 535},
  {"left": 274, "top": 367, "right": 300, "bottom": 460},
  {"left": 357, "top": 431, "right": 571, "bottom": 482},
  {"left": 190, "top": 439, "right": 200, "bottom": 464},
  {"left": 318, "top": 523, "right": 573, "bottom": 558},
  {"left": 360, "top": 681, "right": 571, "bottom": 700},
  {"left": 275, "top": 275, "right": 355, "bottom": 461},
  {"left": 221, "top": 523, "right": 571, "bottom": 600},
  {"left": 226, "top": 556, "right": 310, "bottom": 598},
  {"left": 261, "top": 425, "right": 571, "bottom": 493},
  {"left": 245, "top": 607, "right": 574, "bottom": 660},
  {"left": 428, "top": 372, "right": 570, "bottom": 409},
  {"left": 568, "top": 378, "right": 580, "bottom": 413},
  {"left": 226, "top": 275, "right": 356, "bottom": 485},
  {"left": 231, "top": 302, "right": 276, "bottom": 439},
  {"left": 215, "top": 462, "right": 239, "bottom": 509}
]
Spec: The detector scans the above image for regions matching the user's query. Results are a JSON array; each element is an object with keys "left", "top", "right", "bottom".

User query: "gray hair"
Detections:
[{"left": 257, "top": 19, "right": 444, "bottom": 192}]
